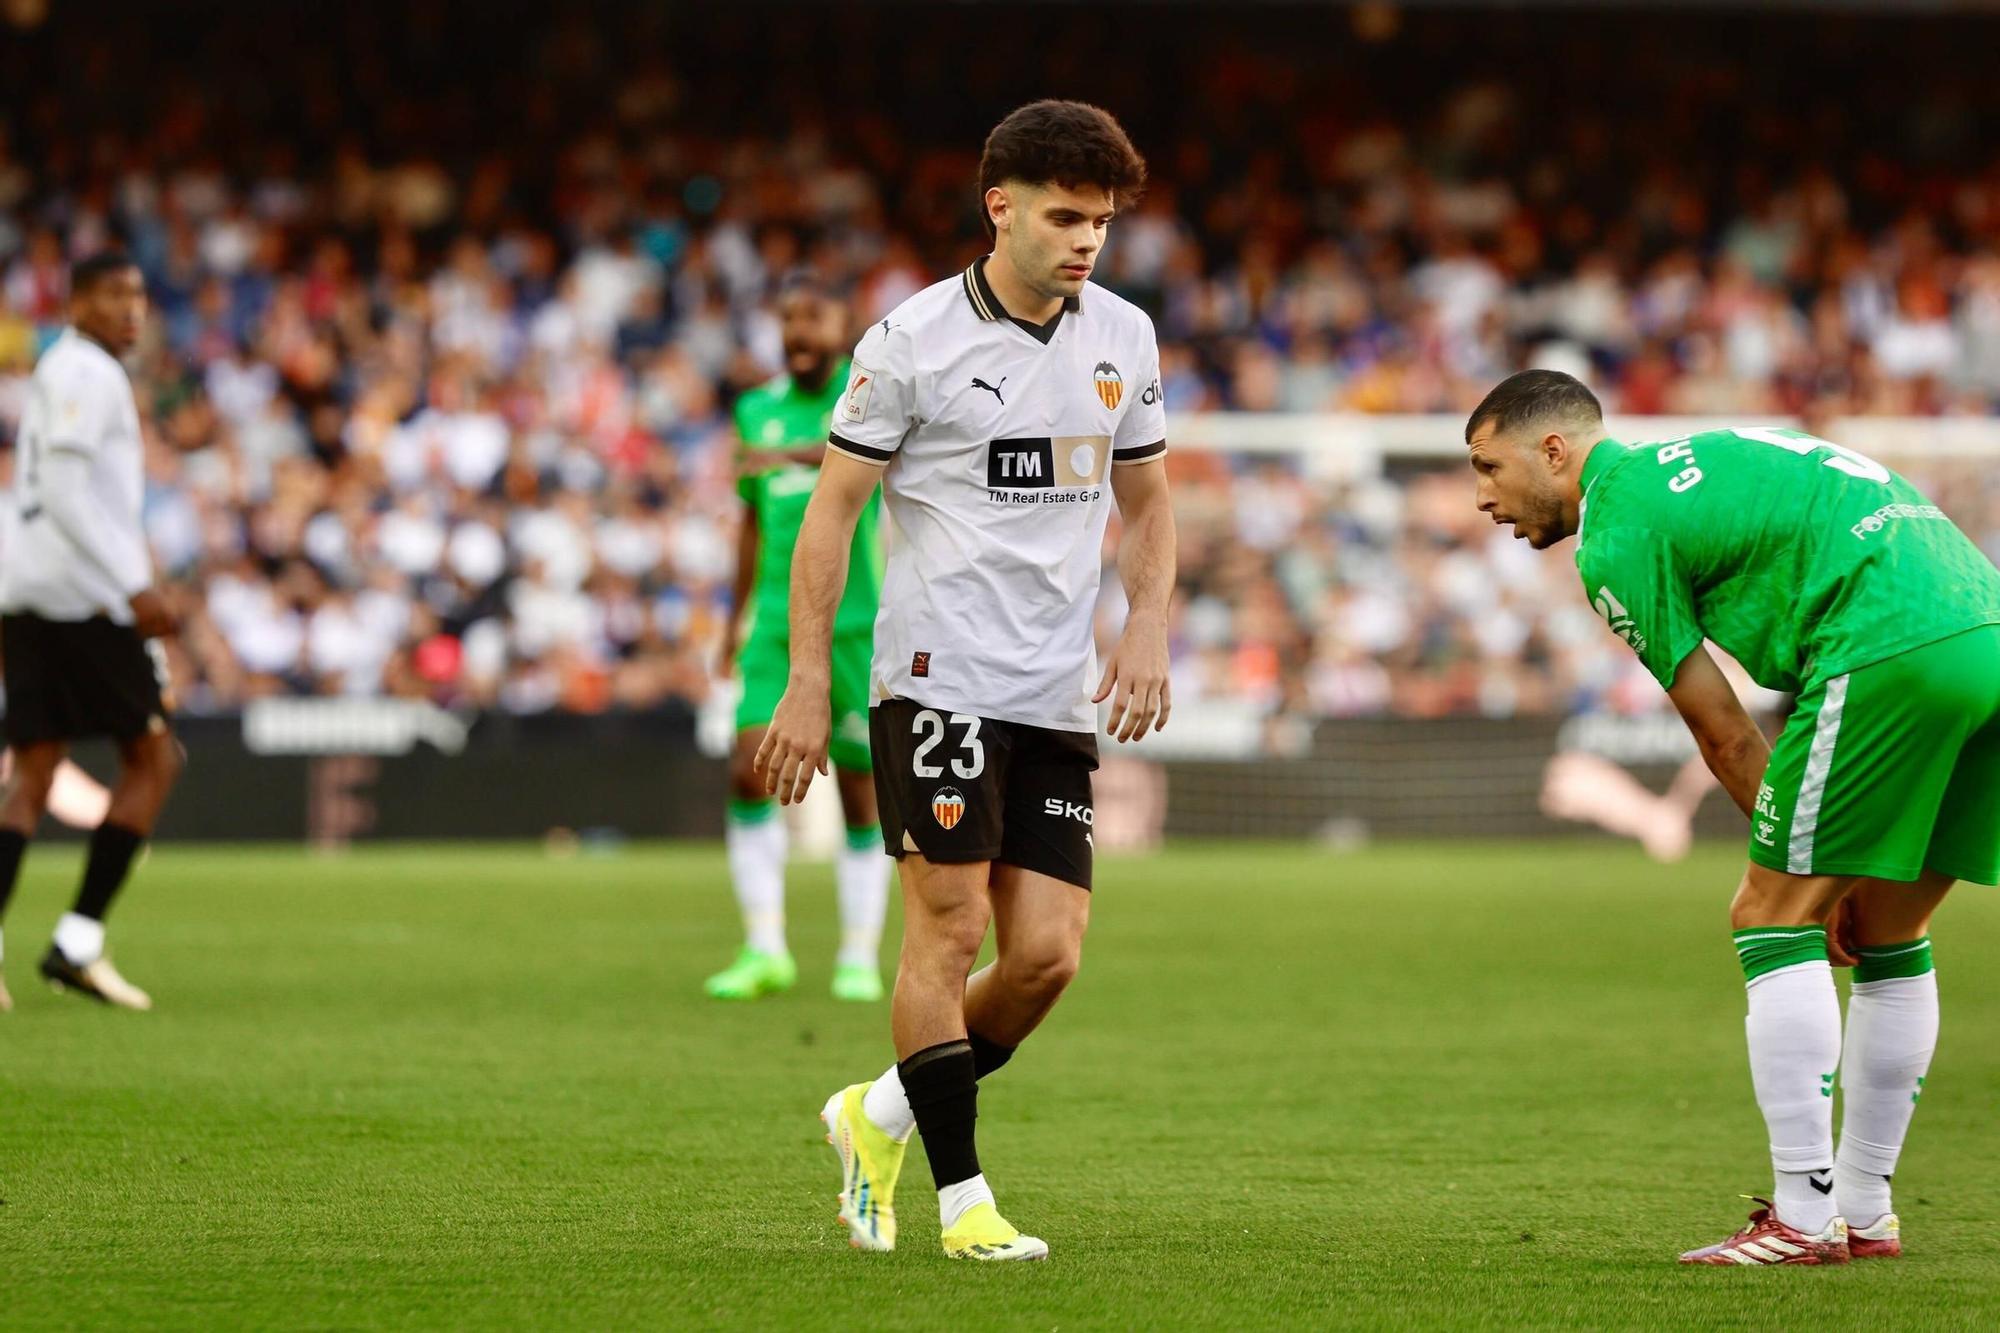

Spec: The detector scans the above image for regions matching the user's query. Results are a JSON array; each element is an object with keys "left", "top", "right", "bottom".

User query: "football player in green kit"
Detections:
[
  {"left": 709, "top": 277, "right": 889, "bottom": 1002},
  {"left": 1466, "top": 370, "right": 2000, "bottom": 1266}
]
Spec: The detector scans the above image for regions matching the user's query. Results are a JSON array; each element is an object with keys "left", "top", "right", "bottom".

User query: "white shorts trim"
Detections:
[{"left": 1787, "top": 673, "right": 1850, "bottom": 874}]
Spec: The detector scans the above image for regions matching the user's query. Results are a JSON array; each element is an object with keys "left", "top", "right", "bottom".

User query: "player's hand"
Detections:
[
  {"left": 1826, "top": 895, "right": 1861, "bottom": 968},
  {"left": 754, "top": 684, "right": 830, "bottom": 805},
  {"left": 128, "top": 587, "right": 176, "bottom": 640},
  {"left": 1094, "top": 619, "right": 1171, "bottom": 743}
]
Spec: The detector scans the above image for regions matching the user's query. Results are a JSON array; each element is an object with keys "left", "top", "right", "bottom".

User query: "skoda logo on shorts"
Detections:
[{"left": 932, "top": 787, "right": 967, "bottom": 830}]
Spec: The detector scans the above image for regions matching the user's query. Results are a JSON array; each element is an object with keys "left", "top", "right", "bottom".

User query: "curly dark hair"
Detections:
[{"left": 977, "top": 100, "right": 1148, "bottom": 238}]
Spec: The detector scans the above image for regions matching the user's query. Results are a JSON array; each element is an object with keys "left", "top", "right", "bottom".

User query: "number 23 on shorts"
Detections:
[{"left": 910, "top": 709, "right": 986, "bottom": 779}]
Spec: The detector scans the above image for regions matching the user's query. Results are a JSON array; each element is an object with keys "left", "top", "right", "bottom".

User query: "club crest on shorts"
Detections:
[
  {"left": 1092, "top": 361, "right": 1123, "bottom": 410},
  {"left": 931, "top": 786, "right": 966, "bottom": 830}
]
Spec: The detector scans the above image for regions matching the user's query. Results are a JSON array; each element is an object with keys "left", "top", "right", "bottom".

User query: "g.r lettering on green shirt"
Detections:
[{"left": 1575, "top": 427, "right": 2000, "bottom": 693}]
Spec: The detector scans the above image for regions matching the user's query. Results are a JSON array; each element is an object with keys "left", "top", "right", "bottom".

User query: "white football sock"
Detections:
[
  {"left": 938, "top": 1172, "right": 995, "bottom": 1230},
  {"left": 835, "top": 832, "right": 890, "bottom": 969},
  {"left": 54, "top": 912, "right": 107, "bottom": 966},
  {"left": 862, "top": 1064, "right": 916, "bottom": 1142},
  {"left": 724, "top": 807, "right": 788, "bottom": 955},
  {"left": 1745, "top": 960, "right": 1842, "bottom": 1233},
  {"left": 1836, "top": 970, "right": 1939, "bottom": 1226}
]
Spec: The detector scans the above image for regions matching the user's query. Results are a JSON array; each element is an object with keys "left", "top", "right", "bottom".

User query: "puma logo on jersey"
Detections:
[
  {"left": 971, "top": 375, "right": 1006, "bottom": 405},
  {"left": 1591, "top": 586, "right": 1648, "bottom": 654}
]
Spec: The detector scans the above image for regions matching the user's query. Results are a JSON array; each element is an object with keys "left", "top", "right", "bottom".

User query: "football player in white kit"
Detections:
[
  {"left": 0, "top": 252, "right": 183, "bottom": 1012},
  {"left": 758, "top": 101, "right": 1177, "bottom": 1261}
]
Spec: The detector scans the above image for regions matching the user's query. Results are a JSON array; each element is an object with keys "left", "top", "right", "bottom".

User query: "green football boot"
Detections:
[
  {"left": 703, "top": 946, "right": 797, "bottom": 1000},
  {"left": 830, "top": 961, "right": 885, "bottom": 1003}
]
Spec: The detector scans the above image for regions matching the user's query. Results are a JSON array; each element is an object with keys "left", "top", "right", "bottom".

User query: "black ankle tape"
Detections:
[
  {"left": 898, "top": 1038, "right": 972, "bottom": 1078},
  {"left": 968, "top": 1031, "right": 1016, "bottom": 1079}
]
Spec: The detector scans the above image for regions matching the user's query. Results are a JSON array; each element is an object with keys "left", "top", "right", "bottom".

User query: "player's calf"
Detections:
[{"left": 892, "top": 864, "right": 991, "bottom": 1048}]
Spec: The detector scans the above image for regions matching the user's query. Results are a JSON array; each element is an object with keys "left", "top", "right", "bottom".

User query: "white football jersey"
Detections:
[
  {"left": 0, "top": 328, "right": 152, "bottom": 621},
  {"left": 829, "top": 258, "right": 1167, "bottom": 732}
]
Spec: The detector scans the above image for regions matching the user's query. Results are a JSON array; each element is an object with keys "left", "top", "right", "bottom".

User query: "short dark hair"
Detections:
[
  {"left": 1464, "top": 370, "right": 1604, "bottom": 444},
  {"left": 776, "top": 267, "right": 840, "bottom": 304},
  {"left": 70, "top": 250, "right": 139, "bottom": 295},
  {"left": 977, "top": 100, "right": 1147, "bottom": 239}
]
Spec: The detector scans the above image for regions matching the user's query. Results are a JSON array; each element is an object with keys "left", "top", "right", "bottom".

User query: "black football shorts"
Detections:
[
  {"left": 870, "top": 698, "right": 1099, "bottom": 890},
  {"left": 1, "top": 613, "right": 170, "bottom": 746}
]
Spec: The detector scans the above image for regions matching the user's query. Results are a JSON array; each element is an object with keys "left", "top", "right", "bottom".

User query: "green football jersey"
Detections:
[
  {"left": 1574, "top": 426, "right": 2000, "bottom": 693},
  {"left": 734, "top": 361, "right": 882, "bottom": 639}
]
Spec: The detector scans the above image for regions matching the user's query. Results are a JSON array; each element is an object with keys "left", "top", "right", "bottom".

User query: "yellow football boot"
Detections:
[
  {"left": 941, "top": 1201, "right": 1049, "bottom": 1261},
  {"left": 821, "top": 1082, "right": 905, "bottom": 1251}
]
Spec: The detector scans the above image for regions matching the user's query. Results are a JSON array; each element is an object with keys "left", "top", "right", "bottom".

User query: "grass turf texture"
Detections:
[{"left": 3, "top": 841, "right": 1998, "bottom": 1330}]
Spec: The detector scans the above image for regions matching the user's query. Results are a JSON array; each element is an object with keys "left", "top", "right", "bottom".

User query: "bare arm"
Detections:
[
  {"left": 1096, "top": 457, "right": 1177, "bottom": 741},
  {"left": 720, "top": 501, "right": 759, "bottom": 679},
  {"left": 1666, "top": 644, "right": 1770, "bottom": 819},
  {"left": 752, "top": 450, "right": 882, "bottom": 803},
  {"left": 741, "top": 444, "right": 829, "bottom": 470}
]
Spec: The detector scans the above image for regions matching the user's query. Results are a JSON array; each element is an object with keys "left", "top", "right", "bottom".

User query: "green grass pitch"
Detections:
[{"left": 3, "top": 840, "right": 1998, "bottom": 1330}]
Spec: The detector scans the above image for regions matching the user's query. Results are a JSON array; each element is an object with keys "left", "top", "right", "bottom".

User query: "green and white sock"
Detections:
[
  {"left": 1735, "top": 925, "right": 1841, "bottom": 1234},
  {"left": 1837, "top": 937, "right": 1938, "bottom": 1227},
  {"left": 835, "top": 824, "right": 889, "bottom": 969},
  {"left": 725, "top": 799, "right": 787, "bottom": 955}
]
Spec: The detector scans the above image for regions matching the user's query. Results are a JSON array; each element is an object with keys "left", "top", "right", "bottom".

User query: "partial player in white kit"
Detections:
[
  {"left": 757, "top": 101, "right": 1176, "bottom": 1260},
  {"left": 0, "top": 252, "right": 183, "bottom": 1012},
  {"left": 0, "top": 495, "right": 117, "bottom": 841}
]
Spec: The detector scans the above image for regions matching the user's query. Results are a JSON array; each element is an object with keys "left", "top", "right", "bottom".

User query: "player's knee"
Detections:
[
  {"left": 937, "top": 917, "right": 991, "bottom": 971},
  {"left": 728, "top": 762, "right": 765, "bottom": 803},
  {"left": 136, "top": 734, "right": 183, "bottom": 790},
  {"left": 3, "top": 763, "right": 56, "bottom": 812},
  {"left": 6, "top": 747, "right": 62, "bottom": 801},
  {"left": 1845, "top": 875, "right": 1949, "bottom": 947},
  {"left": 1002, "top": 936, "right": 1081, "bottom": 1002},
  {"left": 910, "top": 904, "right": 989, "bottom": 973},
  {"left": 158, "top": 737, "right": 186, "bottom": 786},
  {"left": 1728, "top": 866, "right": 1839, "bottom": 930},
  {"left": 840, "top": 790, "right": 880, "bottom": 828},
  {"left": 1728, "top": 881, "right": 1791, "bottom": 930}
]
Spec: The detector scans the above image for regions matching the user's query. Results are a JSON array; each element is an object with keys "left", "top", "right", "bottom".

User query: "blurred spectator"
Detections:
[{"left": 1, "top": 4, "right": 1997, "bottom": 721}]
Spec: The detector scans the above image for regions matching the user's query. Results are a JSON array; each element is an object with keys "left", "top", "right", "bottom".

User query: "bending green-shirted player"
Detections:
[
  {"left": 1468, "top": 370, "right": 2000, "bottom": 1268},
  {"left": 710, "top": 278, "right": 889, "bottom": 1003}
]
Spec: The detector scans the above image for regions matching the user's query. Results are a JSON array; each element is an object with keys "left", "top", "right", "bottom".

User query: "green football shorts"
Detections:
[
  {"left": 1750, "top": 623, "right": 2000, "bottom": 884},
  {"left": 735, "top": 629, "right": 874, "bottom": 773}
]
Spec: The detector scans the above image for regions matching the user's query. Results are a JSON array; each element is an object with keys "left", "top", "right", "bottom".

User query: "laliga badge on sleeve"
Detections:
[{"left": 842, "top": 366, "right": 874, "bottom": 423}]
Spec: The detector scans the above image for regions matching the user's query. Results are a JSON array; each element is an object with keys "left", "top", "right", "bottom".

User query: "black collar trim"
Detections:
[{"left": 963, "top": 256, "right": 1080, "bottom": 345}]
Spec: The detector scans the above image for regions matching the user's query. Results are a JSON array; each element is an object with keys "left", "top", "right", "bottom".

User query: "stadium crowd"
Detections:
[{"left": 2, "top": 6, "right": 1999, "bottom": 721}]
